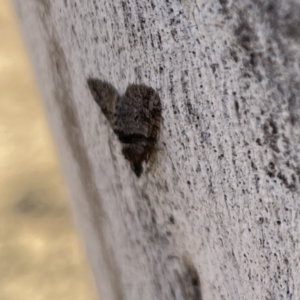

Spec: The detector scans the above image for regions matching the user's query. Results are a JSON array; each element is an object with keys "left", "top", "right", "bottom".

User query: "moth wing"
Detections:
[{"left": 87, "top": 78, "right": 119, "bottom": 126}]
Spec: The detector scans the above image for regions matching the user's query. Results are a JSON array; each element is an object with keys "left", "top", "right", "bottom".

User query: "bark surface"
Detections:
[{"left": 13, "top": 0, "right": 300, "bottom": 299}]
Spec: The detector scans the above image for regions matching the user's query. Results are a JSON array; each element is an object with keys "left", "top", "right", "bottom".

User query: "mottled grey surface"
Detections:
[{"left": 13, "top": 0, "right": 300, "bottom": 299}]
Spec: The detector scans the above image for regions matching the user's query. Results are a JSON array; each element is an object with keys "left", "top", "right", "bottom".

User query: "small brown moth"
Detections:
[{"left": 88, "top": 79, "right": 162, "bottom": 177}]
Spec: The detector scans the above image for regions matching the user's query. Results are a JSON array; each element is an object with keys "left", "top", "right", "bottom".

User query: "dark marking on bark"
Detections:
[
  {"left": 234, "top": 100, "right": 240, "bottom": 119},
  {"left": 262, "top": 118, "right": 279, "bottom": 150},
  {"left": 277, "top": 172, "right": 297, "bottom": 192},
  {"left": 234, "top": 16, "right": 256, "bottom": 51},
  {"left": 229, "top": 48, "right": 239, "bottom": 62},
  {"left": 210, "top": 63, "right": 219, "bottom": 74},
  {"left": 166, "top": 256, "right": 203, "bottom": 300},
  {"left": 286, "top": 77, "right": 300, "bottom": 126},
  {"left": 288, "top": 95, "right": 296, "bottom": 126},
  {"left": 249, "top": 52, "right": 258, "bottom": 68},
  {"left": 178, "top": 257, "right": 203, "bottom": 300},
  {"left": 218, "top": 0, "right": 230, "bottom": 15},
  {"left": 169, "top": 215, "right": 175, "bottom": 224},
  {"left": 219, "top": 0, "right": 228, "bottom": 6}
]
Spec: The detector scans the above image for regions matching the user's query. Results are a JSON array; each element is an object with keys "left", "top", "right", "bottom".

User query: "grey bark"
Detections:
[{"left": 13, "top": 0, "right": 300, "bottom": 299}]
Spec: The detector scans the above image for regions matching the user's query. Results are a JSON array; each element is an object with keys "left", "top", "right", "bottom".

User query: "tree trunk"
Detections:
[{"left": 13, "top": 0, "right": 300, "bottom": 299}]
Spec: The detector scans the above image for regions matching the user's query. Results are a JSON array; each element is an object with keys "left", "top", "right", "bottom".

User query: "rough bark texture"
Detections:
[{"left": 13, "top": 0, "right": 300, "bottom": 299}]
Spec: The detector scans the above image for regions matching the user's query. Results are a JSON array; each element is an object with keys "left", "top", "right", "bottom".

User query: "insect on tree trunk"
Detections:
[{"left": 13, "top": 0, "right": 300, "bottom": 299}]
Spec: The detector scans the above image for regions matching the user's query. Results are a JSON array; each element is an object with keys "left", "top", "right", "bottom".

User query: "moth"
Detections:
[{"left": 88, "top": 78, "right": 162, "bottom": 177}]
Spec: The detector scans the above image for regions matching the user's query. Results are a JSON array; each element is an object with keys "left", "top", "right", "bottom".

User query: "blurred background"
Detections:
[{"left": 0, "top": 1, "right": 97, "bottom": 299}]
